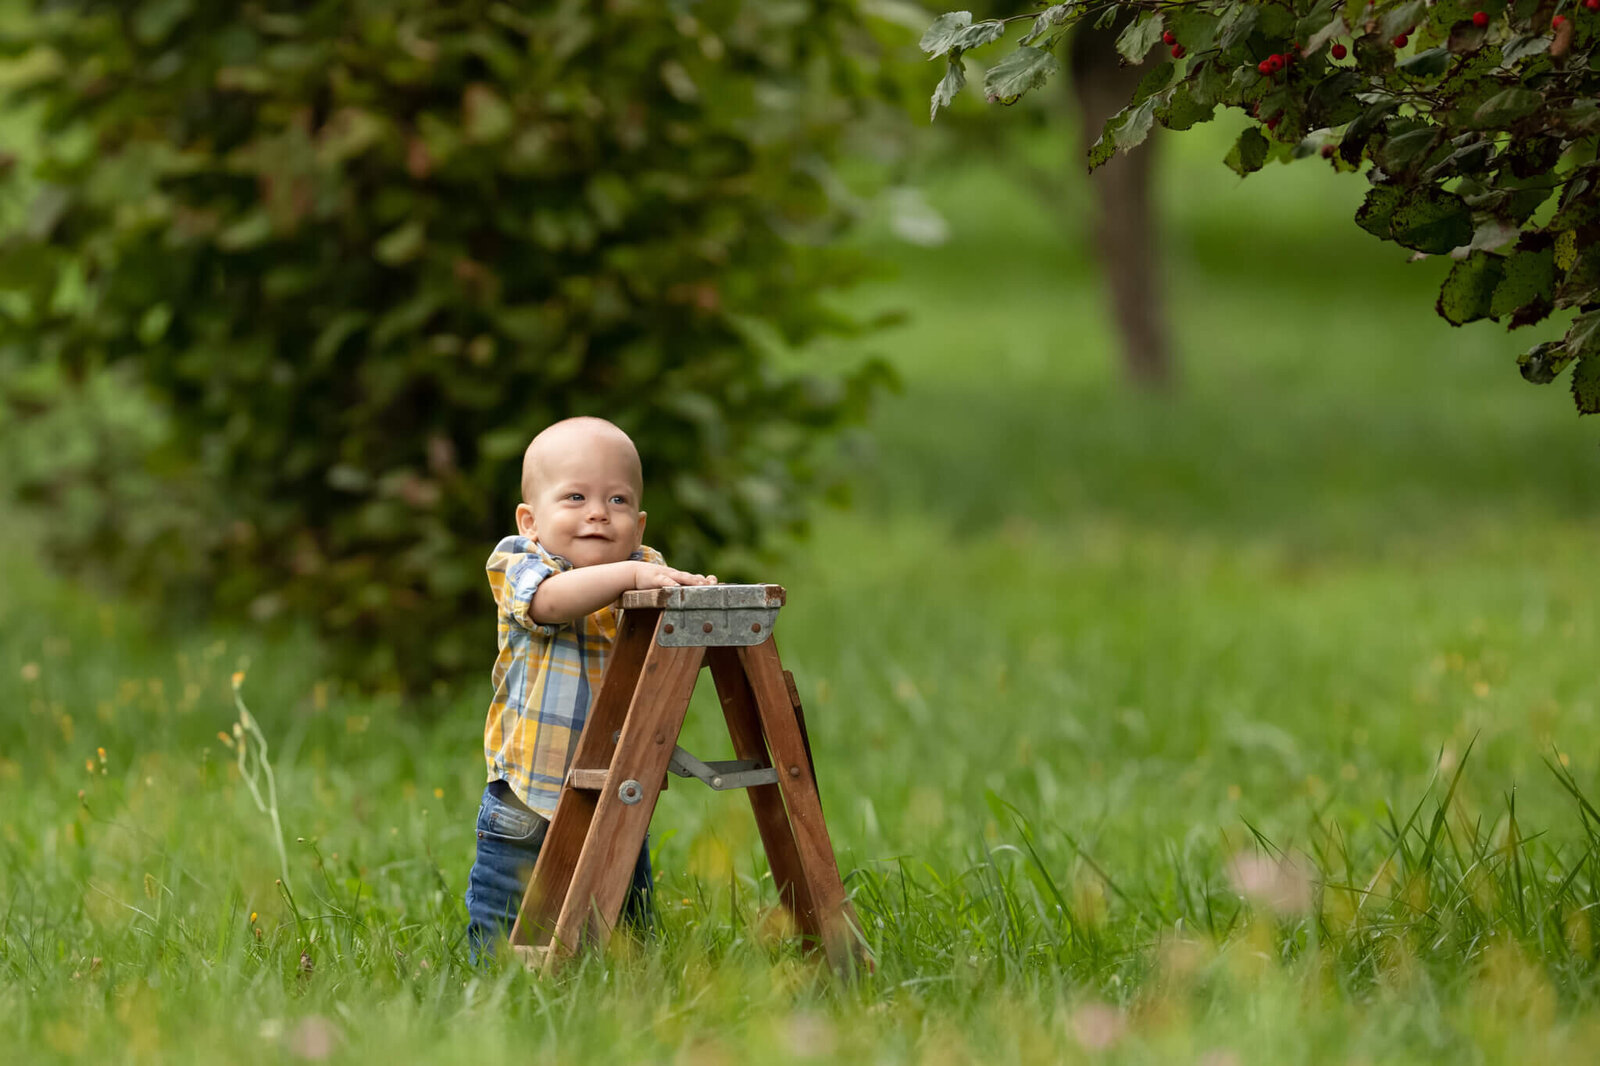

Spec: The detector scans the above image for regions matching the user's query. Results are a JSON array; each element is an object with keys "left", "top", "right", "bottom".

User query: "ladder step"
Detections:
[
  {"left": 567, "top": 768, "right": 609, "bottom": 791},
  {"left": 565, "top": 768, "right": 669, "bottom": 792}
]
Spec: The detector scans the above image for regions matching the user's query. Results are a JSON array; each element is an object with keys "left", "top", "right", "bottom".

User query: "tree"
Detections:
[
  {"left": 923, "top": 0, "right": 1600, "bottom": 415},
  {"left": 0, "top": 1, "right": 897, "bottom": 691}
]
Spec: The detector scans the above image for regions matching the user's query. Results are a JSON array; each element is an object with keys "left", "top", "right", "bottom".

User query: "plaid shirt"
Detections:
[{"left": 483, "top": 535, "right": 666, "bottom": 817}]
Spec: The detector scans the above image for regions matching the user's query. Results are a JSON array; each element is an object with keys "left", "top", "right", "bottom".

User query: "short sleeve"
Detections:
[{"left": 486, "top": 535, "right": 567, "bottom": 635}]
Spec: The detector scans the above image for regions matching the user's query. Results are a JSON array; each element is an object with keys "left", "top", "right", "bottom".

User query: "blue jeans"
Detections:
[{"left": 464, "top": 780, "right": 654, "bottom": 959}]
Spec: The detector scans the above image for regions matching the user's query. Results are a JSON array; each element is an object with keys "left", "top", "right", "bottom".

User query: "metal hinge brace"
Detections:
[{"left": 667, "top": 746, "right": 779, "bottom": 791}]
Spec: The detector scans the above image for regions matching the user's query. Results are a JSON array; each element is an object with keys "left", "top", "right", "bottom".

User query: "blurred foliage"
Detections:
[
  {"left": 925, "top": 0, "right": 1600, "bottom": 416},
  {"left": 0, "top": 0, "right": 907, "bottom": 692}
]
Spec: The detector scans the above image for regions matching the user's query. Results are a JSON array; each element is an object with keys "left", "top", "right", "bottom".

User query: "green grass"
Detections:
[{"left": 6, "top": 116, "right": 1600, "bottom": 1063}]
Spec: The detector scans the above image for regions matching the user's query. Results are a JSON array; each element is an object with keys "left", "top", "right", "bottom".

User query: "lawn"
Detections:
[{"left": 4, "top": 113, "right": 1600, "bottom": 1063}]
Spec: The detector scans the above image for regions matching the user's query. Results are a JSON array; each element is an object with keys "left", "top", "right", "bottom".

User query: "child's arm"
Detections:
[{"left": 529, "top": 561, "right": 716, "bottom": 625}]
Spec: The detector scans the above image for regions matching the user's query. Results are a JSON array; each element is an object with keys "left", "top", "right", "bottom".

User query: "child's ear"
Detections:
[
  {"left": 635, "top": 510, "right": 647, "bottom": 544},
  {"left": 515, "top": 503, "right": 537, "bottom": 539}
]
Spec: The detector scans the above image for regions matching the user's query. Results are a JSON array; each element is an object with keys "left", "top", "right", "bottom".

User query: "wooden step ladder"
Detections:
[{"left": 508, "top": 584, "right": 866, "bottom": 974}]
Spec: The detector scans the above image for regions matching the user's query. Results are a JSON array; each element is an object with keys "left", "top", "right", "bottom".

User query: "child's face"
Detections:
[{"left": 515, "top": 434, "right": 646, "bottom": 568}]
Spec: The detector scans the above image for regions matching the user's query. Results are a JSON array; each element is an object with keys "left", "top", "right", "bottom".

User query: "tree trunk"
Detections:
[{"left": 1069, "top": 25, "right": 1175, "bottom": 388}]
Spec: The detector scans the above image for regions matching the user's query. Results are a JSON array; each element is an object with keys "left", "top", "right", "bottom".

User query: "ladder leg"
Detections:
[
  {"left": 707, "top": 646, "right": 821, "bottom": 943},
  {"left": 545, "top": 632, "right": 705, "bottom": 965},
  {"left": 736, "top": 638, "right": 868, "bottom": 973},
  {"left": 510, "top": 608, "right": 655, "bottom": 949}
]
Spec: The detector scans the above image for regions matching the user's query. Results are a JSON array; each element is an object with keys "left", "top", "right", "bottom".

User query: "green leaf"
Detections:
[
  {"left": 216, "top": 211, "right": 272, "bottom": 251},
  {"left": 1474, "top": 88, "right": 1543, "bottom": 126},
  {"left": 1447, "top": 20, "right": 1488, "bottom": 54},
  {"left": 1397, "top": 47, "right": 1451, "bottom": 77},
  {"left": 1158, "top": 84, "right": 1216, "bottom": 131},
  {"left": 317, "top": 107, "right": 388, "bottom": 167},
  {"left": 1132, "top": 62, "right": 1175, "bottom": 105},
  {"left": 1505, "top": 178, "right": 1559, "bottom": 225},
  {"left": 1518, "top": 340, "right": 1574, "bottom": 384},
  {"left": 1554, "top": 232, "right": 1582, "bottom": 278},
  {"left": 1340, "top": 98, "right": 1401, "bottom": 164},
  {"left": 1020, "top": 4, "right": 1069, "bottom": 46},
  {"left": 1087, "top": 99, "right": 1159, "bottom": 171},
  {"left": 462, "top": 84, "right": 514, "bottom": 143},
  {"left": 312, "top": 311, "right": 370, "bottom": 365},
  {"left": 1194, "top": 61, "right": 1229, "bottom": 106},
  {"left": 1436, "top": 251, "right": 1505, "bottom": 325},
  {"left": 1355, "top": 184, "right": 1403, "bottom": 239},
  {"left": 1088, "top": 138, "right": 1115, "bottom": 170},
  {"left": 374, "top": 220, "right": 426, "bottom": 266},
  {"left": 1499, "top": 34, "right": 1549, "bottom": 66},
  {"left": 1306, "top": 71, "right": 1364, "bottom": 127},
  {"left": 1306, "top": 16, "right": 1348, "bottom": 54},
  {"left": 984, "top": 46, "right": 1059, "bottom": 103},
  {"left": 920, "top": 11, "right": 973, "bottom": 56},
  {"left": 1556, "top": 101, "right": 1600, "bottom": 135},
  {"left": 1389, "top": 186, "right": 1474, "bottom": 254},
  {"left": 1379, "top": 119, "right": 1440, "bottom": 173},
  {"left": 950, "top": 20, "right": 1006, "bottom": 50},
  {"left": 1573, "top": 353, "right": 1600, "bottom": 414},
  {"left": 1466, "top": 219, "right": 1520, "bottom": 253},
  {"left": 1216, "top": 3, "right": 1259, "bottom": 51},
  {"left": 1379, "top": 0, "right": 1425, "bottom": 38},
  {"left": 1556, "top": 246, "right": 1600, "bottom": 309},
  {"left": 1354, "top": 33, "right": 1396, "bottom": 75},
  {"left": 1168, "top": 9, "right": 1221, "bottom": 46},
  {"left": 1565, "top": 311, "right": 1600, "bottom": 359},
  {"left": 1116, "top": 14, "right": 1165, "bottom": 64},
  {"left": 1115, "top": 98, "right": 1159, "bottom": 154},
  {"left": 1490, "top": 248, "right": 1555, "bottom": 318},
  {"left": 1225, "top": 126, "right": 1270, "bottom": 177},
  {"left": 133, "top": 0, "right": 193, "bottom": 44},
  {"left": 138, "top": 303, "right": 173, "bottom": 346},
  {"left": 1551, "top": 172, "right": 1600, "bottom": 229},
  {"left": 930, "top": 58, "right": 966, "bottom": 121}
]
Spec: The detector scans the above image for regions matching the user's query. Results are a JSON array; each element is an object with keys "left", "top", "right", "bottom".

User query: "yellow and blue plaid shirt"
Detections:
[{"left": 483, "top": 535, "right": 665, "bottom": 817}]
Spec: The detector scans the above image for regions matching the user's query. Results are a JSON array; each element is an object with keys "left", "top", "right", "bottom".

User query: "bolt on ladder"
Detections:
[{"left": 508, "top": 584, "right": 867, "bottom": 974}]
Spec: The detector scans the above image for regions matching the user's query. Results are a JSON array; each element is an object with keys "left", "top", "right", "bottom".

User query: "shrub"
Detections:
[{"left": 0, "top": 0, "right": 897, "bottom": 690}]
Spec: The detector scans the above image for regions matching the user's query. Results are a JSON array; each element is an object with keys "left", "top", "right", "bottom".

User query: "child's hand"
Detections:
[{"left": 633, "top": 562, "right": 717, "bottom": 589}]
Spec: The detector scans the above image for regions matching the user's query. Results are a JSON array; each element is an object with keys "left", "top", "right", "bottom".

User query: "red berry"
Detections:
[
  {"left": 1331, "top": 42, "right": 1348, "bottom": 58},
  {"left": 1268, "top": 54, "right": 1284, "bottom": 71},
  {"left": 1171, "top": 43, "right": 1186, "bottom": 58},
  {"left": 1553, "top": 14, "right": 1567, "bottom": 27},
  {"left": 1587, "top": 1, "right": 1598, "bottom": 12},
  {"left": 1162, "top": 30, "right": 1176, "bottom": 45},
  {"left": 1266, "top": 113, "right": 1281, "bottom": 130},
  {"left": 1258, "top": 59, "right": 1272, "bottom": 74},
  {"left": 1392, "top": 33, "right": 1409, "bottom": 47},
  {"left": 1472, "top": 10, "right": 1489, "bottom": 25},
  {"left": 1321, "top": 143, "right": 1336, "bottom": 158}
]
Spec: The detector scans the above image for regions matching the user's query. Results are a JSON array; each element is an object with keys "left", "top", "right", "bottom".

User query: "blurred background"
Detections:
[
  {"left": 4, "top": 0, "right": 1600, "bottom": 821},
  {"left": 4, "top": 3, "right": 1600, "bottom": 1048}
]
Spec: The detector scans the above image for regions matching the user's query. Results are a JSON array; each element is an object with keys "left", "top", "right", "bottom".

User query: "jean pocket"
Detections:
[{"left": 476, "top": 786, "right": 546, "bottom": 844}]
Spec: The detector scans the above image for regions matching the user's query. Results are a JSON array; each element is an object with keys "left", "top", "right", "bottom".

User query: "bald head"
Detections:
[{"left": 520, "top": 417, "right": 643, "bottom": 505}]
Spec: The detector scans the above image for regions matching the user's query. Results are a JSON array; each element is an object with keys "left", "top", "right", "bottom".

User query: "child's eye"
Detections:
[
  {"left": 610, "top": 495, "right": 628, "bottom": 505},
  {"left": 567, "top": 493, "right": 584, "bottom": 502}
]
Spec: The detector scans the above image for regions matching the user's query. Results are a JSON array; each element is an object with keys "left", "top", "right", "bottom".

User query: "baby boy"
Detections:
[{"left": 464, "top": 416, "right": 715, "bottom": 955}]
